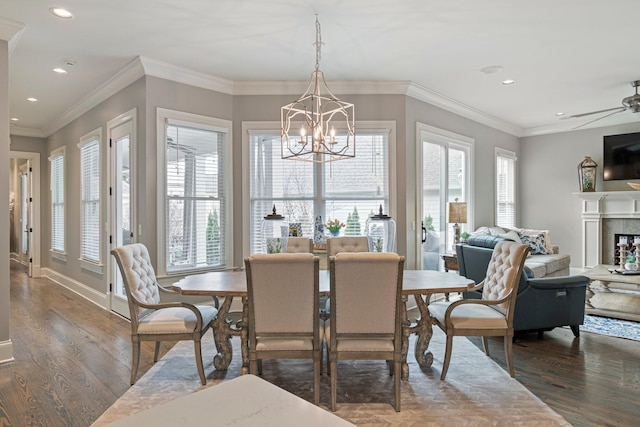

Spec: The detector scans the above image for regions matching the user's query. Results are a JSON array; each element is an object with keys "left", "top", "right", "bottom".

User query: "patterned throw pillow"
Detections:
[{"left": 517, "top": 231, "right": 552, "bottom": 255}]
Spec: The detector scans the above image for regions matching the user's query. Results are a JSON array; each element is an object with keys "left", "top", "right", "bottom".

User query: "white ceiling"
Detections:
[{"left": 3, "top": 0, "right": 640, "bottom": 138}]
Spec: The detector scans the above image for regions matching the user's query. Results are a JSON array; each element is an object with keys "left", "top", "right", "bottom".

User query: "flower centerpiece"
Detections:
[{"left": 325, "top": 219, "right": 345, "bottom": 236}]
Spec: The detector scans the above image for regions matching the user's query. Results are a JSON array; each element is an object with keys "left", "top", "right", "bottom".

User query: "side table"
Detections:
[{"left": 441, "top": 253, "right": 458, "bottom": 272}]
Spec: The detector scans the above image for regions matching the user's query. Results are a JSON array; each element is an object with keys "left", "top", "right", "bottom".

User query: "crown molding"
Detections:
[
  {"left": 9, "top": 126, "right": 45, "bottom": 138},
  {"left": 0, "top": 16, "right": 24, "bottom": 42},
  {"left": 139, "top": 56, "right": 235, "bottom": 95},
  {"left": 41, "top": 57, "right": 146, "bottom": 136},
  {"left": 33, "top": 55, "right": 526, "bottom": 138},
  {"left": 405, "top": 82, "right": 523, "bottom": 137}
]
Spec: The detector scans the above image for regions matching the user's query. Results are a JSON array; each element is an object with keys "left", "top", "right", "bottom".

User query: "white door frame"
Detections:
[
  {"left": 9, "top": 151, "right": 41, "bottom": 277},
  {"left": 107, "top": 108, "right": 137, "bottom": 318}
]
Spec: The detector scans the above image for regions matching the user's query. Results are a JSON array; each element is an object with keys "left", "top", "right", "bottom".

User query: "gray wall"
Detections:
[
  {"left": 1, "top": 40, "right": 10, "bottom": 354},
  {"left": 521, "top": 122, "right": 640, "bottom": 267}
]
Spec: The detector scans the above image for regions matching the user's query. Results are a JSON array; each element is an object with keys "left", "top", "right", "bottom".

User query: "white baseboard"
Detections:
[
  {"left": 0, "top": 340, "right": 14, "bottom": 365},
  {"left": 41, "top": 268, "right": 109, "bottom": 310}
]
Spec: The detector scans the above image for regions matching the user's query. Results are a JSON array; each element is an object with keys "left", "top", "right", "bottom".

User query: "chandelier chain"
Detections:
[{"left": 315, "top": 15, "right": 321, "bottom": 71}]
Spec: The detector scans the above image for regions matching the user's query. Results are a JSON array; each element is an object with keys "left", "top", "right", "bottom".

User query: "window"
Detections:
[
  {"left": 496, "top": 148, "right": 517, "bottom": 228},
  {"left": 79, "top": 129, "right": 101, "bottom": 269},
  {"left": 158, "top": 109, "right": 232, "bottom": 274},
  {"left": 50, "top": 147, "right": 65, "bottom": 257},
  {"left": 246, "top": 122, "right": 394, "bottom": 254}
]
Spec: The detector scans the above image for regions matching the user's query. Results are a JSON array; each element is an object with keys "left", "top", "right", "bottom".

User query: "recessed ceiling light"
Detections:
[
  {"left": 481, "top": 65, "right": 503, "bottom": 74},
  {"left": 501, "top": 79, "right": 515, "bottom": 85},
  {"left": 50, "top": 8, "right": 74, "bottom": 19},
  {"left": 27, "top": 97, "right": 38, "bottom": 102},
  {"left": 556, "top": 112, "right": 565, "bottom": 116},
  {"left": 10, "top": 117, "right": 19, "bottom": 121},
  {"left": 53, "top": 67, "right": 67, "bottom": 74}
]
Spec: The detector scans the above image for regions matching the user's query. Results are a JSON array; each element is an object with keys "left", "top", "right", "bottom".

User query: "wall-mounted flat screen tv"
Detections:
[{"left": 603, "top": 131, "right": 640, "bottom": 181}]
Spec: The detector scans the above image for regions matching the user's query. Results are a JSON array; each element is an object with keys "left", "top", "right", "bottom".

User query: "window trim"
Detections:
[
  {"left": 495, "top": 147, "right": 518, "bottom": 228},
  {"left": 156, "top": 108, "right": 234, "bottom": 276},
  {"left": 241, "top": 120, "right": 397, "bottom": 259},
  {"left": 49, "top": 146, "right": 66, "bottom": 261},
  {"left": 77, "top": 128, "right": 103, "bottom": 274}
]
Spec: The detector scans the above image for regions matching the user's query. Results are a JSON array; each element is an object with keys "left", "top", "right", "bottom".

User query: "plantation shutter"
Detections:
[
  {"left": 50, "top": 149, "right": 65, "bottom": 252},
  {"left": 496, "top": 150, "right": 516, "bottom": 228},
  {"left": 80, "top": 138, "right": 101, "bottom": 262},
  {"left": 165, "top": 120, "right": 227, "bottom": 272}
]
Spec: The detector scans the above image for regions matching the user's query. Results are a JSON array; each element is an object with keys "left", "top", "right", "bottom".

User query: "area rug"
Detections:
[
  {"left": 579, "top": 314, "right": 640, "bottom": 341},
  {"left": 93, "top": 329, "right": 569, "bottom": 426}
]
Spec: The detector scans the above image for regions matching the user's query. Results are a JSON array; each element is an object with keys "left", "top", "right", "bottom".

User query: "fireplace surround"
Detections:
[{"left": 574, "top": 191, "right": 640, "bottom": 268}]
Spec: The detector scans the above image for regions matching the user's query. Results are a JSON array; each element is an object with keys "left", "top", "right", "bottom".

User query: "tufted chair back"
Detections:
[
  {"left": 326, "top": 236, "right": 370, "bottom": 256},
  {"left": 482, "top": 241, "right": 531, "bottom": 317},
  {"left": 286, "top": 237, "right": 314, "bottom": 253},
  {"left": 111, "top": 243, "right": 161, "bottom": 320}
]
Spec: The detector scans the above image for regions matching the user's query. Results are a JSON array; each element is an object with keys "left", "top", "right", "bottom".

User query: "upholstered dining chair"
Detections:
[
  {"left": 244, "top": 253, "right": 322, "bottom": 405},
  {"left": 286, "top": 237, "right": 314, "bottom": 253},
  {"left": 111, "top": 243, "right": 218, "bottom": 385},
  {"left": 326, "top": 236, "right": 370, "bottom": 257},
  {"left": 428, "top": 240, "right": 530, "bottom": 380},
  {"left": 326, "top": 252, "right": 405, "bottom": 412}
]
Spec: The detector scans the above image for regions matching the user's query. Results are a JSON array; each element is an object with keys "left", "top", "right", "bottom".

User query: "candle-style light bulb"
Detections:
[{"left": 330, "top": 127, "right": 336, "bottom": 144}]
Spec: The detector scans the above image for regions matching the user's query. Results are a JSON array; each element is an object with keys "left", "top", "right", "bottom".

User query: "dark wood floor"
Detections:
[{"left": 1, "top": 261, "right": 639, "bottom": 426}]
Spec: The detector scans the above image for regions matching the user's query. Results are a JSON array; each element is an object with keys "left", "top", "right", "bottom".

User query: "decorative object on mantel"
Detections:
[
  {"left": 325, "top": 218, "right": 345, "bottom": 237},
  {"left": 628, "top": 182, "right": 640, "bottom": 190},
  {"left": 313, "top": 215, "right": 325, "bottom": 243},
  {"left": 578, "top": 156, "right": 597, "bottom": 192},
  {"left": 280, "top": 15, "right": 356, "bottom": 163}
]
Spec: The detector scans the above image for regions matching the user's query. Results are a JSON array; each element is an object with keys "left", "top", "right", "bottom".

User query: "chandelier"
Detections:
[{"left": 281, "top": 15, "right": 356, "bottom": 163}]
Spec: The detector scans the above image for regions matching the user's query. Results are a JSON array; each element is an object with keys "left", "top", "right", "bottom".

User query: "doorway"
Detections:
[
  {"left": 9, "top": 151, "right": 41, "bottom": 277},
  {"left": 415, "top": 123, "right": 472, "bottom": 270},
  {"left": 107, "top": 109, "right": 137, "bottom": 317}
]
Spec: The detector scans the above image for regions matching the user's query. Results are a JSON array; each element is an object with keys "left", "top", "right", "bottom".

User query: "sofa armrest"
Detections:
[{"left": 528, "top": 275, "right": 589, "bottom": 290}]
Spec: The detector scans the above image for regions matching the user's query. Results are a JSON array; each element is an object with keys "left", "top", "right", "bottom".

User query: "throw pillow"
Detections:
[
  {"left": 517, "top": 231, "right": 552, "bottom": 255},
  {"left": 499, "top": 230, "right": 523, "bottom": 245},
  {"left": 517, "top": 228, "right": 554, "bottom": 254}
]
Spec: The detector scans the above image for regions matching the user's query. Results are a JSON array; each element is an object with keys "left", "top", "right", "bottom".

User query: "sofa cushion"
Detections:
[
  {"left": 524, "top": 253, "right": 571, "bottom": 278},
  {"left": 467, "top": 234, "right": 505, "bottom": 248}
]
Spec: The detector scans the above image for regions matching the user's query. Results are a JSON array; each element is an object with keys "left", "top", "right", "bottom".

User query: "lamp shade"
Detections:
[{"left": 448, "top": 200, "right": 467, "bottom": 224}]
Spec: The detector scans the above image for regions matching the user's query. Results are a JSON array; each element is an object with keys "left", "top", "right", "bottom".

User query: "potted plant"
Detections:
[
  {"left": 325, "top": 219, "right": 345, "bottom": 237},
  {"left": 625, "top": 251, "right": 638, "bottom": 271},
  {"left": 461, "top": 231, "right": 471, "bottom": 243}
]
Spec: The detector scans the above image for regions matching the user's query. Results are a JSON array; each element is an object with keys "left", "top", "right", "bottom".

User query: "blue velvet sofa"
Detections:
[{"left": 456, "top": 235, "right": 589, "bottom": 337}]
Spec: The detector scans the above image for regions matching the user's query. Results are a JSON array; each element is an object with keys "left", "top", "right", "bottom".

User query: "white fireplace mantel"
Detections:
[{"left": 574, "top": 191, "right": 640, "bottom": 267}]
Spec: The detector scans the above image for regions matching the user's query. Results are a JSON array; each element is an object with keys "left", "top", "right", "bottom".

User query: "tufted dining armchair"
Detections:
[
  {"left": 428, "top": 241, "right": 530, "bottom": 380},
  {"left": 111, "top": 243, "right": 218, "bottom": 385}
]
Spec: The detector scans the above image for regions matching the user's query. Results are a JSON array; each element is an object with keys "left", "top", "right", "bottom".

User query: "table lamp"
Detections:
[{"left": 447, "top": 198, "right": 467, "bottom": 249}]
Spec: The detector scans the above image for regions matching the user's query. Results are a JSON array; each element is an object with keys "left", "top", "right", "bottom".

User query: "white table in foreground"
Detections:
[{"left": 106, "top": 374, "right": 354, "bottom": 427}]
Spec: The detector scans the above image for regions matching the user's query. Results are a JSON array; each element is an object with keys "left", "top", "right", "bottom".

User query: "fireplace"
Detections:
[{"left": 575, "top": 191, "right": 640, "bottom": 268}]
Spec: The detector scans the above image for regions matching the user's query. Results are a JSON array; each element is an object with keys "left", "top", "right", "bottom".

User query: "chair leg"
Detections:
[
  {"left": 440, "top": 334, "right": 454, "bottom": 380},
  {"left": 131, "top": 339, "right": 141, "bottom": 385},
  {"left": 249, "top": 357, "right": 258, "bottom": 375},
  {"left": 394, "top": 360, "right": 401, "bottom": 412},
  {"left": 504, "top": 336, "right": 515, "bottom": 377},
  {"left": 330, "top": 360, "right": 338, "bottom": 411},
  {"left": 482, "top": 336, "right": 490, "bottom": 356},
  {"left": 194, "top": 339, "right": 206, "bottom": 385},
  {"left": 153, "top": 341, "right": 161, "bottom": 363},
  {"left": 570, "top": 324, "right": 580, "bottom": 337}
]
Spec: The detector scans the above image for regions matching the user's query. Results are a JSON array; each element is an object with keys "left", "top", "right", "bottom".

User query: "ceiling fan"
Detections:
[{"left": 561, "top": 80, "right": 640, "bottom": 129}]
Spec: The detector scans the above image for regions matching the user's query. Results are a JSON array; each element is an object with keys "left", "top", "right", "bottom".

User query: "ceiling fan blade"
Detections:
[
  {"left": 560, "top": 106, "right": 625, "bottom": 119},
  {"left": 572, "top": 108, "right": 627, "bottom": 130}
]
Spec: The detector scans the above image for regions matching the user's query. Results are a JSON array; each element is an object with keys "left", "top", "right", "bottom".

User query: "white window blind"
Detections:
[
  {"left": 249, "top": 130, "right": 390, "bottom": 254},
  {"left": 50, "top": 148, "right": 65, "bottom": 253},
  {"left": 496, "top": 150, "right": 516, "bottom": 228},
  {"left": 165, "top": 121, "right": 227, "bottom": 273},
  {"left": 79, "top": 136, "right": 101, "bottom": 263}
]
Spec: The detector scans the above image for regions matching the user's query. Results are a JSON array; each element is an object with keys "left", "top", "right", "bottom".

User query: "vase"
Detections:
[
  {"left": 329, "top": 229, "right": 340, "bottom": 237},
  {"left": 625, "top": 262, "right": 638, "bottom": 271}
]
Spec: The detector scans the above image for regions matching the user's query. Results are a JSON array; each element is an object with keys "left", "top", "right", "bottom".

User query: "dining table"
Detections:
[{"left": 172, "top": 269, "right": 474, "bottom": 379}]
